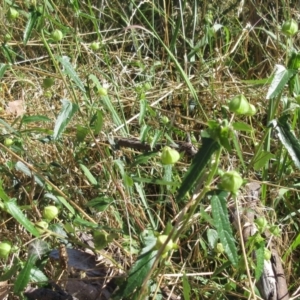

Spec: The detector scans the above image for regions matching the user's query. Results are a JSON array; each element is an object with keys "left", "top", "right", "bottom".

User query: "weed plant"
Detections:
[{"left": 0, "top": 1, "right": 300, "bottom": 299}]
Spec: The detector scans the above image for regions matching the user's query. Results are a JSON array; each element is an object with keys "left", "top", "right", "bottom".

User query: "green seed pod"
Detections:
[
  {"left": 0, "top": 242, "right": 12, "bottom": 258},
  {"left": 219, "top": 170, "right": 243, "bottom": 193},
  {"left": 229, "top": 94, "right": 251, "bottom": 115},
  {"left": 161, "top": 116, "right": 169, "bottom": 125},
  {"left": 215, "top": 242, "right": 224, "bottom": 254},
  {"left": 155, "top": 235, "right": 174, "bottom": 254},
  {"left": 90, "top": 42, "right": 100, "bottom": 51},
  {"left": 264, "top": 248, "right": 272, "bottom": 261},
  {"left": 51, "top": 29, "right": 63, "bottom": 42},
  {"left": 43, "top": 206, "right": 59, "bottom": 221},
  {"left": 161, "top": 146, "right": 180, "bottom": 165},
  {"left": 97, "top": 87, "right": 108, "bottom": 96},
  {"left": 255, "top": 217, "right": 268, "bottom": 233},
  {"left": 4, "top": 33, "right": 12, "bottom": 43},
  {"left": 282, "top": 19, "right": 298, "bottom": 37},
  {"left": 4, "top": 138, "right": 13, "bottom": 146},
  {"left": 7, "top": 8, "right": 19, "bottom": 21},
  {"left": 269, "top": 225, "right": 281, "bottom": 237},
  {"left": 35, "top": 221, "right": 49, "bottom": 234}
]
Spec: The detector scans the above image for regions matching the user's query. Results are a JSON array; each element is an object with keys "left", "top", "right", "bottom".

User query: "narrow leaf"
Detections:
[
  {"left": 91, "top": 110, "right": 103, "bottom": 135},
  {"left": 53, "top": 99, "right": 79, "bottom": 140},
  {"left": 57, "top": 56, "right": 85, "bottom": 92},
  {"left": 15, "top": 161, "right": 44, "bottom": 187},
  {"left": 270, "top": 116, "right": 300, "bottom": 169},
  {"left": 21, "top": 115, "right": 51, "bottom": 124},
  {"left": 211, "top": 191, "right": 238, "bottom": 266},
  {"left": 266, "top": 65, "right": 296, "bottom": 99},
  {"left": 13, "top": 255, "right": 36, "bottom": 294},
  {"left": 76, "top": 125, "right": 89, "bottom": 142},
  {"left": 79, "top": 164, "right": 98, "bottom": 185},
  {"left": 23, "top": 10, "right": 41, "bottom": 45},
  {"left": 4, "top": 200, "right": 40, "bottom": 237},
  {"left": 253, "top": 151, "right": 275, "bottom": 171},
  {"left": 176, "top": 138, "right": 220, "bottom": 202},
  {"left": 0, "top": 63, "right": 9, "bottom": 79},
  {"left": 112, "top": 250, "right": 158, "bottom": 299},
  {"left": 182, "top": 273, "right": 191, "bottom": 300},
  {"left": 232, "top": 122, "right": 253, "bottom": 132}
]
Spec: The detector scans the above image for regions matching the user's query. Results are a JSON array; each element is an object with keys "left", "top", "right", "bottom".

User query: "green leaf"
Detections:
[
  {"left": 132, "top": 151, "right": 158, "bottom": 166},
  {"left": 23, "top": 9, "right": 41, "bottom": 45},
  {"left": 15, "top": 161, "right": 44, "bottom": 187},
  {"left": 57, "top": 56, "right": 85, "bottom": 92},
  {"left": 53, "top": 99, "right": 79, "bottom": 140},
  {"left": 0, "top": 63, "right": 9, "bottom": 79},
  {"left": 79, "top": 164, "right": 98, "bottom": 185},
  {"left": 73, "top": 217, "right": 98, "bottom": 229},
  {"left": 255, "top": 241, "right": 265, "bottom": 280},
  {"left": 232, "top": 122, "right": 253, "bottom": 132},
  {"left": 0, "top": 181, "right": 10, "bottom": 202},
  {"left": 0, "top": 261, "right": 21, "bottom": 281},
  {"left": 21, "top": 115, "right": 51, "bottom": 124},
  {"left": 253, "top": 151, "right": 275, "bottom": 171},
  {"left": 176, "top": 138, "right": 220, "bottom": 202},
  {"left": 76, "top": 125, "right": 89, "bottom": 142},
  {"left": 56, "top": 196, "right": 75, "bottom": 215},
  {"left": 30, "top": 267, "right": 48, "bottom": 283},
  {"left": 266, "top": 65, "right": 296, "bottom": 99},
  {"left": 85, "top": 197, "right": 114, "bottom": 212},
  {"left": 123, "top": 173, "right": 134, "bottom": 187},
  {"left": 207, "top": 228, "right": 218, "bottom": 249},
  {"left": 13, "top": 255, "right": 36, "bottom": 294},
  {"left": 90, "top": 110, "right": 103, "bottom": 135},
  {"left": 112, "top": 249, "right": 158, "bottom": 299},
  {"left": 4, "top": 200, "right": 40, "bottom": 237},
  {"left": 182, "top": 273, "right": 191, "bottom": 300},
  {"left": 270, "top": 116, "right": 300, "bottom": 169},
  {"left": 211, "top": 191, "right": 238, "bottom": 266}
]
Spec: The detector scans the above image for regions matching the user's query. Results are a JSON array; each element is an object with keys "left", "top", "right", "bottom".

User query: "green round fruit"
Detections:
[
  {"left": 264, "top": 248, "right": 271, "bottom": 261},
  {"left": 51, "top": 29, "right": 63, "bottom": 42},
  {"left": 229, "top": 94, "right": 251, "bottom": 115},
  {"left": 4, "top": 138, "right": 13, "bottom": 146},
  {"left": 269, "top": 225, "right": 281, "bottom": 237},
  {"left": 35, "top": 221, "right": 49, "bottom": 234},
  {"left": 4, "top": 33, "right": 12, "bottom": 43},
  {"left": 219, "top": 170, "right": 243, "bottom": 193},
  {"left": 155, "top": 235, "right": 174, "bottom": 254},
  {"left": 90, "top": 42, "right": 100, "bottom": 51},
  {"left": 0, "top": 242, "right": 12, "bottom": 258},
  {"left": 7, "top": 8, "right": 19, "bottom": 21},
  {"left": 97, "top": 87, "right": 108, "bottom": 96},
  {"left": 282, "top": 19, "right": 298, "bottom": 37},
  {"left": 43, "top": 205, "right": 59, "bottom": 221},
  {"left": 161, "top": 116, "right": 169, "bottom": 125},
  {"left": 42, "top": 77, "right": 55, "bottom": 89},
  {"left": 255, "top": 217, "right": 268, "bottom": 233},
  {"left": 215, "top": 243, "right": 224, "bottom": 254},
  {"left": 161, "top": 146, "right": 180, "bottom": 165}
]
